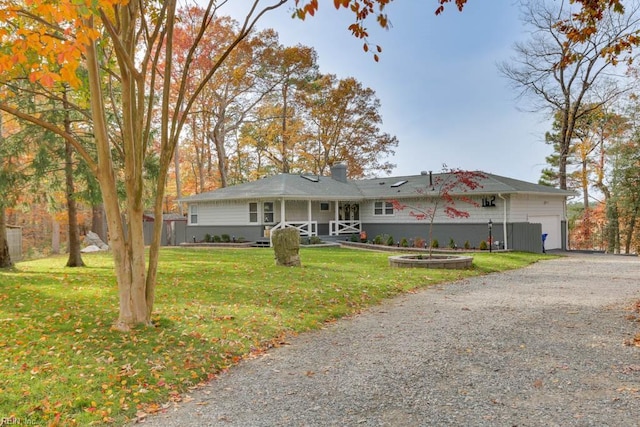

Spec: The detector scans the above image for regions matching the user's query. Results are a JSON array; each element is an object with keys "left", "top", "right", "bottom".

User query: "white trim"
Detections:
[
  {"left": 189, "top": 204, "right": 198, "bottom": 225},
  {"left": 373, "top": 201, "right": 394, "bottom": 216}
]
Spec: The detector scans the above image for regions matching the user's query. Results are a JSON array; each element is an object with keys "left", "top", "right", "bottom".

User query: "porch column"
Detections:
[
  {"left": 307, "top": 200, "right": 312, "bottom": 234},
  {"left": 281, "top": 198, "right": 286, "bottom": 226},
  {"left": 334, "top": 200, "right": 340, "bottom": 235}
]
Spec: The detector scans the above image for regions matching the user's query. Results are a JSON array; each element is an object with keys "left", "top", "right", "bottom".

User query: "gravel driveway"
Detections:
[{"left": 141, "top": 253, "right": 640, "bottom": 427}]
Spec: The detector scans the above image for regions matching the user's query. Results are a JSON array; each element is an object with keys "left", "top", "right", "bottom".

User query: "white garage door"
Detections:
[{"left": 528, "top": 215, "right": 561, "bottom": 250}]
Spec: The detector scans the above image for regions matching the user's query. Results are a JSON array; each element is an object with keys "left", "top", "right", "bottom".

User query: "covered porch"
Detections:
[{"left": 268, "top": 199, "right": 362, "bottom": 243}]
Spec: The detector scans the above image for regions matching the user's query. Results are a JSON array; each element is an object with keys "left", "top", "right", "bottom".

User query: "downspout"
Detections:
[{"left": 498, "top": 193, "right": 508, "bottom": 250}]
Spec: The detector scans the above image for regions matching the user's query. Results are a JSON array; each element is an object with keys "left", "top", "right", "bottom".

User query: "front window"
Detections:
[
  {"left": 190, "top": 204, "right": 198, "bottom": 224},
  {"left": 374, "top": 201, "right": 394, "bottom": 216},
  {"left": 249, "top": 202, "right": 258, "bottom": 223},
  {"left": 263, "top": 202, "right": 274, "bottom": 223}
]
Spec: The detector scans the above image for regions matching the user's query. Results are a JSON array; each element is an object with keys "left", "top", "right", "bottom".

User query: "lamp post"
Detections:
[{"left": 488, "top": 219, "right": 493, "bottom": 253}]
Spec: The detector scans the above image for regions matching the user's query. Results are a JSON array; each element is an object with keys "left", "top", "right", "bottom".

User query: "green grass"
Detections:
[{"left": 0, "top": 247, "right": 552, "bottom": 425}]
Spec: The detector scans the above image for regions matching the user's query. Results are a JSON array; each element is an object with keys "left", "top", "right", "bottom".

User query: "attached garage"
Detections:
[{"left": 528, "top": 215, "right": 561, "bottom": 250}]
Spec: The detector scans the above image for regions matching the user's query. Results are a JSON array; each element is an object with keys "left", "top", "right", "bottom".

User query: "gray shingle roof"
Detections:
[
  {"left": 357, "top": 172, "right": 575, "bottom": 198},
  {"left": 178, "top": 171, "right": 574, "bottom": 203},
  {"left": 178, "top": 174, "right": 363, "bottom": 202}
]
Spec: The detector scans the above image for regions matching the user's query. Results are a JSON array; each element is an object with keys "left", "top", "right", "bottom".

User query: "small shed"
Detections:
[
  {"left": 7, "top": 225, "right": 22, "bottom": 262},
  {"left": 143, "top": 213, "right": 187, "bottom": 246}
]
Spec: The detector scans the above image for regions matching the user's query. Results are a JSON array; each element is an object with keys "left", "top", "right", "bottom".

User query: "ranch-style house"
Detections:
[{"left": 178, "top": 164, "right": 574, "bottom": 253}]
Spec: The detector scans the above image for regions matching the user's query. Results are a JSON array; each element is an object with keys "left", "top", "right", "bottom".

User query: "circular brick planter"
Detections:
[{"left": 388, "top": 254, "right": 473, "bottom": 269}]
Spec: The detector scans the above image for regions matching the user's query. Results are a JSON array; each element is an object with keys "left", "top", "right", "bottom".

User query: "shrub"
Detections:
[
  {"left": 204, "top": 233, "right": 212, "bottom": 243},
  {"left": 374, "top": 234, "right": 384, "bottom": 245},
  {"left": 221, "top": 234, "right": 231, "bottom": 243},
  {"left": 400, "top": 238, "right": 409, "bottom": 247},
  {"left": 310, "top": 236, "right": 322, "bottom": 245},
  {"left": 448, "top": 238, "right": 456, "bottom": 249},
  {"left": 386, "top": 235, "right": 395, "bottom": 246},
  {"left": 350, "top": 233, "right": 359, "bottom": 242},
  {"left": 464, "top": 240, "right": 471, "bottom": 250},
  {"left": 431, "top": 239, "right": 439, "bottom": 248},
  {"left": 414, "top": 237, "right": 426, "bottom": 248},
  {"left": 213, "top": 235, "right": 222, "bottom": 243},
  {"left": 479, "top": 240, "right": 488, "bottom": 250},
  {"left": 237, "top": 237, "right": 247, "bottom": 243}
]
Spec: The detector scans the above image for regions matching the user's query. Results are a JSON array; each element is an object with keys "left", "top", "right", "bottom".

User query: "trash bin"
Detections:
[{"left": 542, "top": 233, "right": 548, "bottom": 253}]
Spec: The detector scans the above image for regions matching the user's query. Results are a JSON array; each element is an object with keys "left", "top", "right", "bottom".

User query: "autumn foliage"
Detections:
[{"left": 391, "top": 167, "right": 485, "bottom": 256}]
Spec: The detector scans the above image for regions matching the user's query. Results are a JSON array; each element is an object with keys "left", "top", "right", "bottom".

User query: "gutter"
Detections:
[{"left": 498, "top": 193, "right": 508, "bottom": 250}]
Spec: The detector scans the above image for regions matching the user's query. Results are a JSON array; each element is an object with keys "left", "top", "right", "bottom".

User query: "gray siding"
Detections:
[
  {"left": 509, "top": 222, "right": 543, "bottom": 253},
  {"left": 361, "top": 222, "right": 544, "bottom": 253},
  {"left": 143, "top": 221, "right": 188, "bottom": 246},
  {"left": 185, "top": 225, "right": 264, "bottom": 243},
  {"left": 361, "top": 223, "right": 502, "bottom": 250}
]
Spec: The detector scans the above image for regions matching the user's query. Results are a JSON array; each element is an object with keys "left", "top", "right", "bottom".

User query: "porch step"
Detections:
[
  {"left": 318, "top": 235, "right": 350, "bottom": 243},
  {"left": 251, "top": 239, "right": 271, "bottom": 248}
]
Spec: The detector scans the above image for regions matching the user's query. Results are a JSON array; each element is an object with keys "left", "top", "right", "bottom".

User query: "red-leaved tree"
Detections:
[{"left": 391, "top": 166, "right": 486, "bottom": 256}]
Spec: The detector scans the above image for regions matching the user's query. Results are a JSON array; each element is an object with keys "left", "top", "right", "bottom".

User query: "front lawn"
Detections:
[{"left": 0, "top": 247, "right": 552, "bottom": 425}]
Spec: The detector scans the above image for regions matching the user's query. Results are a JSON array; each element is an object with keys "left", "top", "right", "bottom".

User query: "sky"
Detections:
[{"left": 224, "top": 1, "right": 553, "bottom": 183}]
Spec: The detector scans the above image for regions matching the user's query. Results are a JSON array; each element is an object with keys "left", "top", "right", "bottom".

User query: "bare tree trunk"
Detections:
[
  {"left": 281, "top": 84, "right": 290, "bottom": 173},
  {"left": 92, "top": 203, "right": 107, "bottom": 243},
  {"left": 624, "top": 200, "right": 639, "bottom": 254},
  {"left": 63, "top": 88, "right": 85, "bottom": 267},
  {"left": 173, "top": 143, "right": 183, "bottom": 215},
  {"left": 605, "top": 199, "right": 620, "bottom": 253},
  {"left": 0, "top": 207, "right": 12, "bottom": 269},
  {"left": 65, "top": 138, "right": 85, "bottom": 267},
  {"left": 581, "top": 158, "right": 591, "bottom": 246},
  {"left": 211, "top": 120, "right": 228, "bottom": 188},
  {"left": 86, "top": 35, "right": 152, "bottom": 331}
]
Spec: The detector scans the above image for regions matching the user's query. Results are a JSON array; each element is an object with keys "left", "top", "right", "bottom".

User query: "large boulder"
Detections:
[
  {"left": 272, "top": 228, "right": 301, "bottom": 267},
  {"left": 83, "top": 231, "right": 109, "bottom": 250}
]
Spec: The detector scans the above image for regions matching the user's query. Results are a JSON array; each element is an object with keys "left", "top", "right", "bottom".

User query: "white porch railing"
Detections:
[
  {"left": 329, "top": 220, "right": 361, "bottom": 236},
  {"left": 271, "top": 221, "right": 318, "bottom": 237}
]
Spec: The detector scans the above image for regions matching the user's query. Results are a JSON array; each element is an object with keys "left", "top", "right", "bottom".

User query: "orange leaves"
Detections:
[
  {"left": 0, "top": 0, "right": 119, "bottom": 88},
  {"left": 294, "top": 0, "right": 390, "bottom": 61},
  {"left": 553, "top": 0, "right": 637, "bottom": 66},
  {"left": 435, "top": 0, "right": 468, "bottom": 16},
  {"left": 295, "top": 0, "right": 319, "bottom": 19}
]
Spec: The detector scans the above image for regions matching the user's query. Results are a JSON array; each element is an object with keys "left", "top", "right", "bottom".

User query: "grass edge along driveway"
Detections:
[{"left": 0, "top": 247, "right": 552, "bottom": 425}]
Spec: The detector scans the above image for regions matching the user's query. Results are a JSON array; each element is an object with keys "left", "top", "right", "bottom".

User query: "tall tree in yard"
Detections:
[
  {"left": 172, "top": 12, "right": 282, "bottom": 191},
  {"left": 0, "top": 113, "right": 35, "bottom": 268},
  {"left": 0, "top": 114, "right": 15, "bottom": 268},
  {"left": 254, "top": 44, "right": 319, "bottom": 174},
  {"left": 301, "top": 74, "right": 397, "bottom": 178},
  {"left": 500, "top": 0, "right": 640, "bottom": 190},
  {"left": 2, "top": 76, "right": 89, "bottom": 266},
  {"left": 0, "top": 0, "right": 630, "bottom": 329}
]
